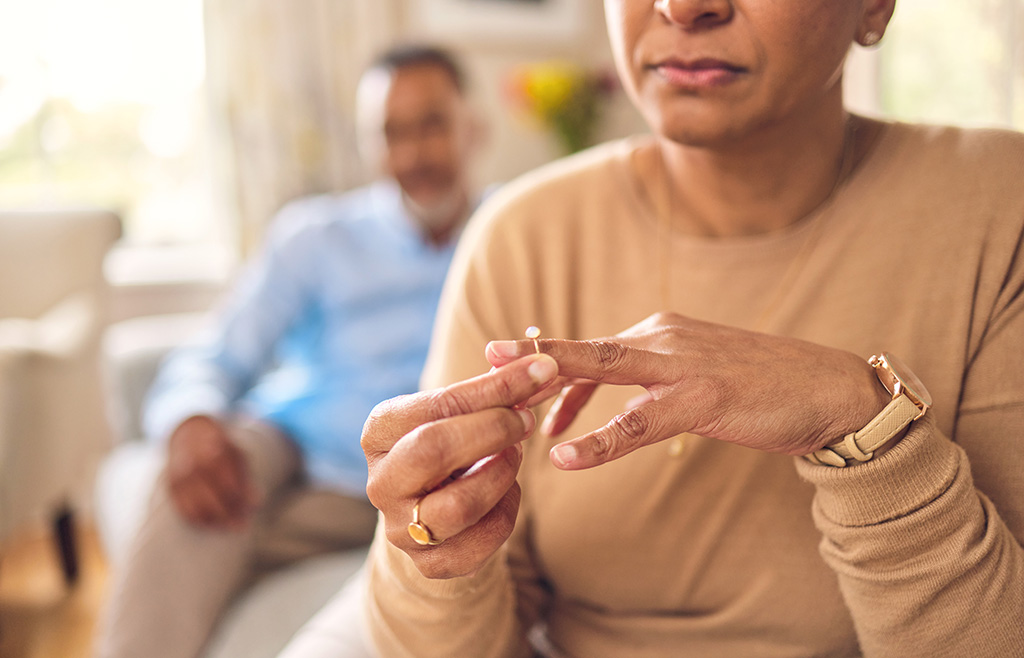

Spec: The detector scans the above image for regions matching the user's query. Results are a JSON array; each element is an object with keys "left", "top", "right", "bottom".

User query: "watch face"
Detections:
[{"left": 881, "top": 352, "right": 933, "bottom": 408}]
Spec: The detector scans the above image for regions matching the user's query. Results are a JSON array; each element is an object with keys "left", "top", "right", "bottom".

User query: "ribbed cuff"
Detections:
[{"left": 794, "top": 414, "right": 963, "bottom": 527}]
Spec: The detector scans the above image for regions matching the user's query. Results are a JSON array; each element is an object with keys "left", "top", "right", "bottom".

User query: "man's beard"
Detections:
[{"left": 402, "top": 185, "right": 468, "bottom": 237}]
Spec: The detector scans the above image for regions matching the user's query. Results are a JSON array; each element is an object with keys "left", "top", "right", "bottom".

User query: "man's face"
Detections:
[{"left": 359, "top": 63, "right": 476, "bottom": 223}]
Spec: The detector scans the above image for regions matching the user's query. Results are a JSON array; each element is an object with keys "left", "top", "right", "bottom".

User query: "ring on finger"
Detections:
[{"left": 407, "top": 497, "right": 443, "bottom": 546}]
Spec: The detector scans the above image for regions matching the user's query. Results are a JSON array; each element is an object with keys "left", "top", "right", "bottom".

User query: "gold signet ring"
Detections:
[{"left": 407, "top": 498, "right": 443, "bottom": 546}]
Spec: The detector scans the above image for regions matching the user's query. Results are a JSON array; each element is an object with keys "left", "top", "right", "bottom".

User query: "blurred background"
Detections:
[{"left": 0, "top": 0, "right": 1022, "bottom": 656}]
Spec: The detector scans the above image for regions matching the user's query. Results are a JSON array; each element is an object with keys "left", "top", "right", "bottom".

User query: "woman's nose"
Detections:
[{"left": 654, "top": 0, "right": 734, "bottom": 30}]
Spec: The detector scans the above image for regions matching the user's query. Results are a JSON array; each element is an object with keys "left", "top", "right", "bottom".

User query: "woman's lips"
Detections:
[{"left": 652, "top": 58, "right": 745, "bottom": 89}]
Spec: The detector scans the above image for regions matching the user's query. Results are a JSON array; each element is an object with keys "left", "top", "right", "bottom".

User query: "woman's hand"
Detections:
[
  {"left": 486, "top": 313, "right": 890, "bottom": 470},
  {"left": 361, "top": 353, "right": 558, "bottom": 579}
]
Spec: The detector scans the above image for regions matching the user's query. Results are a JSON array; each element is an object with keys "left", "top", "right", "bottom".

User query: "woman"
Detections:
[{"left": 359, "top": 0, "right": 1024, "bottom": 655}]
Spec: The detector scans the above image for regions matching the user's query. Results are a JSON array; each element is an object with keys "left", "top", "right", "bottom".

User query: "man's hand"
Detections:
[
  {"left": 362, "top": 354, "right": 558, "bottom": 579},
  {"left": 166, "top": 415, "right": 261, "bottom": 531}
]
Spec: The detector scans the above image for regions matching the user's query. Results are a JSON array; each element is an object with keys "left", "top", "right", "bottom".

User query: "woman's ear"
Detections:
[{"left": 857, "top": 0, "right": 897, "bottom": 46}]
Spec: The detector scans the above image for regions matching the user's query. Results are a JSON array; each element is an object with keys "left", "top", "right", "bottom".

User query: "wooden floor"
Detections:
[{"left": 0, "top": 522, "right": 108, "bottom": 658}]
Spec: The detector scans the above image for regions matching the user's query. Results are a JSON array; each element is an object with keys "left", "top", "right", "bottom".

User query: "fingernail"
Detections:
[
  {"left": 517, "top": 408, "right": 536, "bottom": 436},
  {"left": 551, "top": 443, "right": 577, "bottom": 468},
  {"left": 528, "top": 354, "right": 557, "bottom": 384},
  {"left": 489, "top": 340, "right": 519, "bottom": 358}
]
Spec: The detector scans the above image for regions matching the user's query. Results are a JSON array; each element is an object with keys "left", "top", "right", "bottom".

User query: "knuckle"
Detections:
[
  {"left": 589, "top": 340, "right": 629, "bottom": 371},
  {"left": 695, "top": 373, "right": 730, "bottom": 410},
  {"left": 611, "top": 409, "right": 650, "bottom": 442},
  {"left": 384, "top": 520, "right": 411, "bottom": 548},
  {"left": 361, "top": 396, "right": 400, "bottom": 451},
  {"left": 425, "top": 387, "right": 473, "bottom": 419},
  {"left": 416, "top": 555, "right": 458, "bottom": 580},
  {"left": 364, "top": 472, "right": 385, "bottom": 508},
  {"left": 489, "top": 374, "right": 519, "bottom": 407},
  {"left": 589, "top": 433, "right": 613, "bottom": 460},
  {"left": 362, "top": 392, "right": 413, "bottom": 450},
  {"left": 650, "top": 311, "right": 674, "bottom": 325},
  {"left": 406, "top": 421, "right": 455, "bottom": 470},
  {"left": 659, "top": 310, "right": 686, "bottom": 326},
  {"left": 363, "top": 397, "right": 395, "bottom": 434},
  {"left": 435, "top": 487, "right": 477, "bottom": 529}
]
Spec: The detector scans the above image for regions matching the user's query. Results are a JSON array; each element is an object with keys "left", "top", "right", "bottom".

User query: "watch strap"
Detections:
[{"left": 805, "top": 394, "right": 920, "bottom": 468}]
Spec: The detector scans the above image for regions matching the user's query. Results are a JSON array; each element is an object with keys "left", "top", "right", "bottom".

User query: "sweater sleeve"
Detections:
[
  {"left": 795, "top": 417, "right": 1024, "bottom": 657},
  {"left": 795, "top": 221, "right": 1024, "bottom": 656},
  {"left": 364, "top": 521, "right": 532, "bottom": 658},
  {"left": 363, "top": 193, "right": 545, "bottom": 657}
]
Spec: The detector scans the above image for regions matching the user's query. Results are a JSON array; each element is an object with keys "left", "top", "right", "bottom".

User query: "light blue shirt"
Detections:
[{"left": 144, "top": 181, "right": 470, "bottom": 496}]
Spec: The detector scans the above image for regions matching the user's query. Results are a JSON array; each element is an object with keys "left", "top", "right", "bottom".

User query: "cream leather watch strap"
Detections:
[{"left": 805, "top": 394, "right": 920, "bottom": 468}]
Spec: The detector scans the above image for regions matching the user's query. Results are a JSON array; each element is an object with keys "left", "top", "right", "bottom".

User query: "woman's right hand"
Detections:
[{"left": 361, "top": 353, "right": 558, "bottom": 579}]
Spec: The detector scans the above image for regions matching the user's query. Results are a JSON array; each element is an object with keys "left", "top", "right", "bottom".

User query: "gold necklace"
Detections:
[{"left": 653, "top": 116, "right": 859, "bottom": 457}]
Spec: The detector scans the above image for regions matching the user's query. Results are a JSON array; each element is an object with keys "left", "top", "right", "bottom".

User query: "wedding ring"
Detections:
[{"left": 407, "top": 497, "right": 443, "bottom": 546}]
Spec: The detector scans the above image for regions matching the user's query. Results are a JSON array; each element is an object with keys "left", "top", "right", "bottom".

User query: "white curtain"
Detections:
[{"left": 203, "top": 0, "right": 402, "bottom": 254}]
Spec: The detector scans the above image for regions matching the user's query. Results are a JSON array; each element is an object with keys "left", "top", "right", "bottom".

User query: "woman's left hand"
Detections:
[{"left": 485, "top": 312, "right": 891, "bottom": 470}]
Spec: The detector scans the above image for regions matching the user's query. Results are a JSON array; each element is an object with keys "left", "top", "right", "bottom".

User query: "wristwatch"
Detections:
[{"left": 806, "top": 352, "right": 932, "bottom": 468}]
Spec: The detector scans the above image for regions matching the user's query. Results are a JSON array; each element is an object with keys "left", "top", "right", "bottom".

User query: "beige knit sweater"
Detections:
[{"left": 364, "top": 120, "right": 1024, "bottom": 657}]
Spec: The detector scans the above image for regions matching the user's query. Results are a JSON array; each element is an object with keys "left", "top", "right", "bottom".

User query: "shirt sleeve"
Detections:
[
  {"left": 142, "top": 202, "right": 319, "bottom": 442},
  {"left": 795, "top": 226, "right": 1024, "bottom": 657}
]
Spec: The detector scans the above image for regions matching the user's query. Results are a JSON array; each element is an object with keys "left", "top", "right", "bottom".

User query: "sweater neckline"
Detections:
[{"left": 612, "top": 122, "right": 897, "bottom": 268}]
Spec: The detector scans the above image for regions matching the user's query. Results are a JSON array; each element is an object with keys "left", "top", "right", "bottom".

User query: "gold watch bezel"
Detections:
[{"left": 869, "top": 352, "right": 932, "bottom": 421}]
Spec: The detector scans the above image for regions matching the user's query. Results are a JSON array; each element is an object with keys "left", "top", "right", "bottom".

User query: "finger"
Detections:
[
  {"left": 195, "top": 477, "right": 239, "bottom": 527},
  {"left": 362, "top": 353, "right": 557, "bottom": 455},
  {"left": 376, "top": 406, "right": 534, "bottom": 498},
  {"left": 519, "top": 375, "right": 591, "bottom": 409},
  {"left": 540, "top": 382, "right": 599, "bottom": 437},
  {"left": 402, "top": 483, "right": 522, "bottom": 580},
  {"left": 549, "top": 397, "right": 687, "bottom": 470},
  {"left": 202, "top": 446, "right": 251, "bottom": 514},
  {"left": 172, "top": 476, "right": 234, "bottom": 527},
  {"left": 488, "top": 338, "right": 666, "bottom": 387},
  {"left": 401, "top": 442, "right": 523, "bottom": 546}
]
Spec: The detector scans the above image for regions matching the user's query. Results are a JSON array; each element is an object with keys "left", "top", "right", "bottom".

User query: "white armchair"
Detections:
[
  {"left": 0, "top": 208, "right": 121, "bottom": 583},
  {"left": 97, "top": 314, "right": 373, "bottom": 658}
]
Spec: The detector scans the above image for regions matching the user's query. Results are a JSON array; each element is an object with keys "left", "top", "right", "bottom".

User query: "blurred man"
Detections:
[{"left": 95, "top": 44, "right": 485, "bottom": 658}]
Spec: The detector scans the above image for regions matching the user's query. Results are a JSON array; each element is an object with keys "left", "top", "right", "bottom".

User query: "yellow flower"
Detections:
[
  {"left": 520, "top": 63, "right": 579, "bottom": 119},
  {"left": 506, "top": 61, "right": 617, "bottom": 154}
]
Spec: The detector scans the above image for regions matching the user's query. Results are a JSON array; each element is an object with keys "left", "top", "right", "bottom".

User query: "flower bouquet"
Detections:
[{"left": 505, "top": 61, "right": 618, "bottom": 154}]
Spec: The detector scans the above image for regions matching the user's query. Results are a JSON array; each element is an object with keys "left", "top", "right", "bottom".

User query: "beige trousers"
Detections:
[{"left": 93, "top": 419, "right": 378, "bottom": 658}]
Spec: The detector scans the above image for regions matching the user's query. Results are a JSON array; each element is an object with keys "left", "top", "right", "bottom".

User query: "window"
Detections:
[
  {"left": 0, "top": 0, "right": 224, "bottom": 247},
  {"left": 870, "top": 0, "right": 1023, "bottom": 130}
]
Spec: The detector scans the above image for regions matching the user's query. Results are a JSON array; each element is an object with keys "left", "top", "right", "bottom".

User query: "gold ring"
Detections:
[{"left": 407, "top": 497, "right": 443, "bottom": 546}]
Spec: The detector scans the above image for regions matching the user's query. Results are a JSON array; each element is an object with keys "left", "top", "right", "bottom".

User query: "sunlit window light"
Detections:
[{"left": 0, "top": 0, "right": 222, "bottom": 247}]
